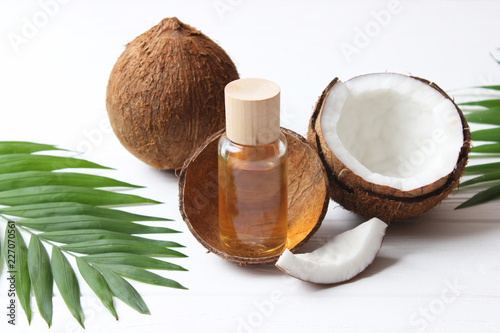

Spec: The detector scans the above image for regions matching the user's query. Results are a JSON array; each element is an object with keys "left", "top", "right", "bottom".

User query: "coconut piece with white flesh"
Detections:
[
  {"left": 276, "top": 218, "right": 387, "bottom": 284},
  {"left": 307, "top": 73, "right": 471, "bottom": 222}
]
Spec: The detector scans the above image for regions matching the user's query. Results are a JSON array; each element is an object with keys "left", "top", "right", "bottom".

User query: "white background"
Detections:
[{"left": 1, "top": 0, "right": 500, "bottom": 332}]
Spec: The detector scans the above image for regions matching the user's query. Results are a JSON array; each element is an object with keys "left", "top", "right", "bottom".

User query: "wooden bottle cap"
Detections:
[{"left": 225, "top": 78, "right": 281, "bottom": 146}]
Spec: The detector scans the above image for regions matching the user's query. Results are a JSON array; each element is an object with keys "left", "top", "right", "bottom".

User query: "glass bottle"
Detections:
[{"left": 218, "top": 78, "right": 288, "bottom": 258}]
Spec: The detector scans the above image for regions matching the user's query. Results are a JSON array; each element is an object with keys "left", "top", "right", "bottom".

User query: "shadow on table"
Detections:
[
  {"left": 230, "top": 198, "right": 500, "bottom": 286},
  {"left": 300, "top": 255, "right": 400, "bottom": 291}
]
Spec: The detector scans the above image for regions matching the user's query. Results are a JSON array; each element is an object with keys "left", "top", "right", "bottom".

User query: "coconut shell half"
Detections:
[
  {"left": 308, "top": 75, "right": 471, "bottom": 223},
  {"left": 179, "top": 128, "right": 330, "bottom": 264}
]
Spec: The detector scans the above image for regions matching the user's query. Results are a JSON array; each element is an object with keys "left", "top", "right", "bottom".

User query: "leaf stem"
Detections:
[
  {"left": 0, "top": 214, "right": 78, "bottom": 258},
  {"left": 18, "top": 225, "right": 79, "bottom": 258}
]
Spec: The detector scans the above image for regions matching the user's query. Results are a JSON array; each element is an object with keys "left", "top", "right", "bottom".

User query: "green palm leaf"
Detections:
[
  {"left": 471, "top": 143, "right": 500, "bottom": 153},
  {"left": 61, "top": 239, "right": 187, "bottom": 257},
  {"left": 98, "top": 264, "right": 187, "bottom": 289},
  {"left": 460, "top": 170, "right": 500, "bottom": 188},
  {"left": 464, "top": 162, "right": 500, "bottom": 175},
  {"left": 0, "top": 154, "right": 110, "bottom": 173},
  {"left": 455, "top": 59, "right": 500, "bottom": 208},
  {"left": 75, "top": 257, "right": 117, "bottom": 320},
  {"left": 470, "top": 128, "right": 500, "bottom": 142},
  {"left": 83, "top": 253, "right": 187, "bottom": 271},
  {"left": 474, "top": 85, "right": 500, "bottom": 91},
  {"left": 27, "top": 235, "right": 53, "bottom": 327},
  {"left": 466, "top": 108, "right": 500, "bottom": 125},
  {"left": 456, "top": 184, "right": 500, "bottom": 209},
  {"left": 0, "top": 202, "right": 171, "bottom": 221},
  {"left": 39, "top": 229, "right": 184, "bottom": 247},
  {"left": 51, "top": 247, "right": 85, "bottom": 327},
  {"left": 460, "top": 99, "right": 500, "bottom": 108},
  {"left": 0, "top": 185, "right": 159, "bottom": 206},
  {"left": 0, "top": 141, "right": 187, "bottom": 327},
  {"left": 0, "top": 171, "right": 142, "bottom": 192},
  {"left": 97, "top": 266, "right": 150, "bottom": 315},
  {"left": 17, "top": 215, "right": 178, "bottom": 234},
  {"left": 0, "top": 142, "right": 62, "bottom": 154}
]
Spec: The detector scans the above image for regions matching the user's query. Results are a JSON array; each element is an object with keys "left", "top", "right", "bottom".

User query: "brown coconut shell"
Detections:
[
  {"left": 106, "top": 17, "right": 239, "bottom": 170},
  {"left": 307, "top": 75, "right": 471, "bottom": 223},
  {"left": 179, "top": 128, "right": 330, "bottom": 264}
]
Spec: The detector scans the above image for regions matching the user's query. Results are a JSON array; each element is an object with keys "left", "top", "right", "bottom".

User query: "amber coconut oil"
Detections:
[{"left": 218, "top": 78, "right": 288, "bottom": 258}]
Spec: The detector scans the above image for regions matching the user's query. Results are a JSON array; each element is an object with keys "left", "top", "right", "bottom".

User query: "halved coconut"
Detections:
[
  {"left": 179, "top": 128, "right": 330, "bottom": 264},
  {"left": 308, "top": 73, "right": 471, "bottom": 222},
  {"left": 276, "top": 217, "right": 387, "bottom": 284}
]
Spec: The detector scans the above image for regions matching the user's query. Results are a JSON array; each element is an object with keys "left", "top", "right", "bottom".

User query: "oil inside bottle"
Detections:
[{"left": 218, "top": 136, "right": 287, "bottom": 258}]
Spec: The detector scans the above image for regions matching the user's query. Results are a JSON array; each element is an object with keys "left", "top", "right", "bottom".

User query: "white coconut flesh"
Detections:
[
  {"left": 276, "top": 218, "right": 387, "bottom": 284},
  {"left": 320, "top": 73, "right": 464, "bottom": 192}
]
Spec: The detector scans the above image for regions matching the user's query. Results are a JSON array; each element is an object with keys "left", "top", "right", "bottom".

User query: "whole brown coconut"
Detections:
[
  {"left": 106, "top": 17, "right": 239, "bottom": 170},
  {"left": 179, "top": 128, "right": 330, "bottom": 265},
  {"left": 308, "top": 74, "right": 471, "bottom": 223}
]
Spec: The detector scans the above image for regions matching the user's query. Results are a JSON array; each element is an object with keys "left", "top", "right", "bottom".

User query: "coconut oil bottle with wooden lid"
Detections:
[{"left": 218, "top": 78, "right": 288, "bottom": 258}]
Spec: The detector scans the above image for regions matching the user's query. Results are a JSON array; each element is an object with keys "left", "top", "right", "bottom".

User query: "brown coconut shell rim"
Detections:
[
  {"left": 308, "top": 74, "right": 471, "bottom": 204},
  {"left": 178, "top": 128, "right": 330, "bottom": 265}
]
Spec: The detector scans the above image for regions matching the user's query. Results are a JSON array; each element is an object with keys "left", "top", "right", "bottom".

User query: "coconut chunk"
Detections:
[
  {"left": 276, "top": 218, "right": 387, "bottom": 284},
  {"left": 320, "top": 73, "right": 464, "bottom": 192}
]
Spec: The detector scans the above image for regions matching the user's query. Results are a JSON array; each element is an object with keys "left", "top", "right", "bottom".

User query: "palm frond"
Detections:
[
  {"left": 456, "top": 61, "right": 500, "bottom": 209},
  {"left": 0, "top": 142, "right": 187, "bottom": 327}
]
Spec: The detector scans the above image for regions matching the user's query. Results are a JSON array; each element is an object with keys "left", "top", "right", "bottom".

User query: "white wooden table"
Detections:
[{"left": 1, "top": 1, "right": 500, "bottom": 332}]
